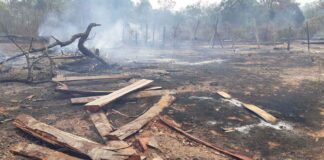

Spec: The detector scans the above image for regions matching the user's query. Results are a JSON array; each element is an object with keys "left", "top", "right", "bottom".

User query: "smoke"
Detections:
[{"left": 38, "top": 0, "right": 128, "bottom": 55}]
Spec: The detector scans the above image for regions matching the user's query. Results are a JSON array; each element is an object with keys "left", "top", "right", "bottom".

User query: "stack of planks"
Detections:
[{"left": 11, "top": 76, "right": 177, "bottom": 160}]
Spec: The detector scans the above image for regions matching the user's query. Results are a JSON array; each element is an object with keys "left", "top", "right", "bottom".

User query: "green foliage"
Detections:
[{"left": 0, "top": 0, "right": 308, "bottom": 41}]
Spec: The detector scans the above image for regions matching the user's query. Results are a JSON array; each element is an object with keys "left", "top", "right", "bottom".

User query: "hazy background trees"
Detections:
[{"left": 0, "top": 0, "right": 322, "bottom": 47}]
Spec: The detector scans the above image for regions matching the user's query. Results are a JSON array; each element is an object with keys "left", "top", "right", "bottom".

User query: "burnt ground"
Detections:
[{"left": 0, "top": 42, "right": 324, "bottom": 160}]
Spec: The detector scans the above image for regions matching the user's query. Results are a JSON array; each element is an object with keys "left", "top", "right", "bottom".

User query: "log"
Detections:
[
  {"left": 85, "top": 79, "right": 153, "bottom": 112},
  {"left": 10, "top": 142, "right": 79, "bottom": 160},
  {"left": 52, "top": 74, "right": 130, "bottom": 82},
  {"left": 13, "top": 114, "right": 137, "bottom": 160},
  {"left": 71, "top": 90, "right": 176, "bottom": 104},
  {"left": 107, "top": 94, "right": 175, "bottom": 140},
  {"left": 242, "top": 103, "right": 277, "bottom": 124},
  {"left": 90, "top": 112, "right": 114, "bottom": 140},
  {"left": 159, "top": 116, "right": 253, "bottom": 160}
]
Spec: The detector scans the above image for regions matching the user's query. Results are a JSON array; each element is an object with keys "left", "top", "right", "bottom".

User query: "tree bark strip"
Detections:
[
  {"left": 10, "top": 142, "right": 80, "bottom": 160},
  {"left": 107, "top": 94, "right": 175, "bottom": 140},
  {"left": 13, "top": 114, "right": 137, "bottom": 160}
]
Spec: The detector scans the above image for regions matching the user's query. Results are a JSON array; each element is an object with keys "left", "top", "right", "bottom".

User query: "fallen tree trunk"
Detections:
[
  {"left": 107, "top": 94, "right": 175, "bottom": 140},
  {"left": 10, "top": 142, "right": 79, "bottom": 160},
  {"left": 0, "top": 23, "right": 108, "bottom": 65},
  {"left": 71, "top": 90, "right": 176, "bottom": 104},
  {"left": 159, "top": 116, "right": 253, "bottom": 160},
  {"left": 77, "top": 23, "right": 108, "bottom": 65},
  {"left": 13, "top": 114, "right": 137, "bottom": 160},
  {"left": 85, "top": 79, "right": 153, "bottom": 112}
]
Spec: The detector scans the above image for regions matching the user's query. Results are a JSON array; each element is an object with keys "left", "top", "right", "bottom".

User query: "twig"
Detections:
[
  {"left": 7, "top": 37, "right": 32, "bottom": 81},
  {"left": 0, "top": 118, "right": 13, "bottom": 124},
  {"left": 159, "top": 116, "right": 253, "bottom": 160}
]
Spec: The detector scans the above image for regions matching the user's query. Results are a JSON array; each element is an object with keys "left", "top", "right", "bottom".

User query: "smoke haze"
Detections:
[{"left": 38, "top": 0, "right": 130, "bottom": 54}]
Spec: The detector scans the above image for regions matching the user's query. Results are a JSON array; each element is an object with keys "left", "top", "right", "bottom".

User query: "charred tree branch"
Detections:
[{"left": 0, "top": 23, "right": 108, "bottom": 66}]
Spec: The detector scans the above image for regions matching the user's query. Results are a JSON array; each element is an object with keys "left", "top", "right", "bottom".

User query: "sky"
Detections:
[{"left": 145, "top": 0, "right": 318, "bottom": 10}]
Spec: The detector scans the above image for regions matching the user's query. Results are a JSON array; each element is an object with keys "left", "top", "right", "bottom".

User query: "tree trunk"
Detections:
[
  {"left": 145, "top": 23, "right": 148, "bottom": 45},
  {"left": 193, "top": 19, "right": 200, "bottom": 41},
  {"left": 287, "top": 26, "right": 291, "bottom": 51},
  {"left": 253, "top": 18, "right": 260, "bottom": 49},
  {"left": 306, "top": 22, "right": 310, "bottom": 52},
  {"left": 211, "top": 18, "right": 223, "bottom": 48},
  {"left": 162, "top": 26, "right": 166, "bottom": 47},
  {"left": 152, "top": 25, "right": 155, "bottom": 46}
]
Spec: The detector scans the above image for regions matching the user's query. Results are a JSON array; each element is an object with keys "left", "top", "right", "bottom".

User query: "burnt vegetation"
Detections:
[{"left": 0, "top": 0, "right": 324, "bottom": 160}]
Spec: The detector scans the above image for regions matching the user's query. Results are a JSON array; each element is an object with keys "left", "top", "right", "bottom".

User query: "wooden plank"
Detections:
[
  {"left": 71, "top": 90, "right": 176, "bottom": 104},
  {"left": 10, "top": 142, "right": 79, "bottom": 160},
  {"left": 13, "top": 114, "right": 137, "bottom": 160},
  {"left": 52, "top": 73, "right": 130, "bottom": 82},
  {"left": 107, "top": 94, "right": 175, "bottom": 140},
  {"left": 159, "top": 116, "right": 253, "bottom": 160},
  {"left": 85, "top": 79, "right": 153, "bottom": 112},
  {"left": 56, "top": 85, "right": 162, "bottom": 96},
  {"left": 90, "top": 112, "right": 113, "bottom": 140},
  {"left": 242, "top": 103, "right": 277, "bottom": 124},
  {"left": 89, "top": 112, "right": 138, "bottom": 156}
]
